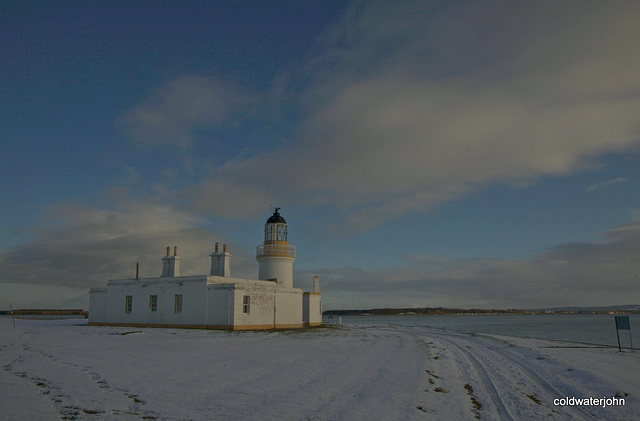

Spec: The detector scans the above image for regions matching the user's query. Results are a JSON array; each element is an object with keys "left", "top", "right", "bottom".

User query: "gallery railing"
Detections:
[{"left": 256, "top": 244, "right": 296, "bottom": 258}]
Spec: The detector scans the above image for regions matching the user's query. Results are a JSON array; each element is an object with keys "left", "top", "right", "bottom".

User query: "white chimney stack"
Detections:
[
  {"left": 210, "top": 242, "right": 231, "bottom": 277},
  {"left": 162, "top": 246, "right": 181, "bottom": 277}
]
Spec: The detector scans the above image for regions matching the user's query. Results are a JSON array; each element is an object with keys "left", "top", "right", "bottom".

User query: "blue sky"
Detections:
[{"left": 2, "top": 0, "right": 640, "bottom": 310}]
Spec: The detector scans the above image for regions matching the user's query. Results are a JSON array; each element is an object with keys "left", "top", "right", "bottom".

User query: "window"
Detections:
[
  {"left": 125, "top": 296, "right": 133, "bottom": 313},
  {"left": 276, "top": 224, "right": 287, "bottom": 241},
  {"left": 174, "top": 294, "right": 183, "bottom": 314},
  {"left": 149, "top": 295, "right": 158, "bottom": 312},
  {"left": 242, "top": 295, "right": 250, "bottom": 314},
  {"left": 265, "top": 223, "right": 288, "bottom": 242}
]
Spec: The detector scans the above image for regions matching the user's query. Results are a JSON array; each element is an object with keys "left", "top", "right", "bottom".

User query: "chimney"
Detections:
[
  {"left": 167, "top": 245, "right": 180, "bottom": 277},
  {"left": 161, "top": 246, "right": 170, "bottom": 277},
  {"left": 210, "top": 242, "right": 231, "bottom": 277}
]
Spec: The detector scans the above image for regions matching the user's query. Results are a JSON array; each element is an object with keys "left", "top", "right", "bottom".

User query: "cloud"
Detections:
[
  {"left": 304, "top": 214, "right": 640, "bottom": 309},
  {"left": 6, "top": 200, "right": 637, "bottom": 310},
  {"left": 118, "top": 75, "right": 252, "bottom": 147},
  {"left": 585, "top": 177, "right": 628, "bottom": 193},
  {"left": 189, "top": 1, "right": 640, "bottom": 229},
  {"left": 0, "top": 283, "right": 89, "bottom": 310},
  {"left": 0, "top": 201, "right": 258, "bottom": 301}
]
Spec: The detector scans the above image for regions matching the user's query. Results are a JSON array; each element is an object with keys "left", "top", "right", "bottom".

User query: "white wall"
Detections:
[
  {"left": 225, "top": 281, "right": 303, "bottom": 329},
  {"left": 303, "top": 293, "right": 322, "bottom": 326},
  {"left": 257, "top": 256, "right": 294, "bottom": 288},
  {"left": 232, "top": 284, "right": 276, "bottom": 328},
  {"left": 207, "top": 284, "right": 234, "bottom": 327},
  {"left": 157, "top": 278, "right": 207, "bottom": 326},
  {"left": 274, "top": 290, "right": 303, "bottom": 327},
  {"left": 100, "top": 277, "right": 208, "bottom": 326},
  {"left": 88, "top": 288, "right": 107, "bottom": 323},
  {"left": 90, "top": 274, "right": 315, "bottom": 330}
]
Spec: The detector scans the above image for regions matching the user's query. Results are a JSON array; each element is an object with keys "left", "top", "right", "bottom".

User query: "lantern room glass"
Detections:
[{"left": 265, "top": 223, "right": 287, "bottom": 242}]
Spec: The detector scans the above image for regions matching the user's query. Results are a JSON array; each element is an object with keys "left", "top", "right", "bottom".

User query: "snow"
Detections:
[{"left": 1, "top": 318, "right": 637, "bottom": 420}]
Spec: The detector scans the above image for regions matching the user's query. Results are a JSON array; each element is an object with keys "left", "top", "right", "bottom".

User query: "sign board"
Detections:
[
  {"left": 615, "top": 316, "right": 630, "bottom": 330},
  {"left": 614, "top": 316, "right": 633, "bottom": 352}
]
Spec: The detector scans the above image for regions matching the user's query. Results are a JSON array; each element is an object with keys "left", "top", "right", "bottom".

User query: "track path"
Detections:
[
  {"left": 388, "top": 326, "right": 614, "bottom": 420},
  {"left": 1, "top": 326, "right": 156, "bottom": 420}
]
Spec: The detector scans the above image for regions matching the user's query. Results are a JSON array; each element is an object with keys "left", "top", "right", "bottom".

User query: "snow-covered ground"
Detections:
[{"left": 0, "top": 318, "right": 637, "bottom": 420}]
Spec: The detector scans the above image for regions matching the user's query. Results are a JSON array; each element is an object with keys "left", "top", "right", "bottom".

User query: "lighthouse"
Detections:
[{"left": 256, "top": 208, "right": 296, "bottom": 288}]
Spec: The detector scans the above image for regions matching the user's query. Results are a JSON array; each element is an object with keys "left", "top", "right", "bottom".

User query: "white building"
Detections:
[{"left": 89, "top": 209, "right": 322, "bottom": 330}]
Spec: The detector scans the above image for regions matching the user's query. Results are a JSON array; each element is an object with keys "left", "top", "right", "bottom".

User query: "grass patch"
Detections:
[
  {"left": 120, "top": 331, "right": 143, "bottom": 336},
  {"left": 527, "top": 394, "right": 541, "bottom": 405},
  {"left": 470, "top": 397, "right": 483, "bottom": 411},
  {"left": 127, "top": 394, "right": 143, "bottom": 404},
  {"left": 83, "top": 409, "right": 103, "bottom": 414},
  {"left": 465, "top": 384, "right": 483, "bottom": 413}
]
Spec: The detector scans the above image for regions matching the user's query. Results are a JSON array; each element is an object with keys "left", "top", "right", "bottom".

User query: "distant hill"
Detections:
[
  {"left": 534, "top": 304, "right": 640, "bottom": 313},
  {"left": 324, "top": 305, "right": 640, "bottom": 316},
  {"left": 323, "top": 307, "right": 530, "bottom": 316},
  {"left": 0, "top": 309, "right": 88, "bottom": 316}
]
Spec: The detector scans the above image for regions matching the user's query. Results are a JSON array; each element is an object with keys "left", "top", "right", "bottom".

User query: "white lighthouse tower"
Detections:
[{"left": 256, "top": 208, "right": 296, "bottom": 288}]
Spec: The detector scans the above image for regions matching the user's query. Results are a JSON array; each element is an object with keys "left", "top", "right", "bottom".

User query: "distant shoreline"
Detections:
[
  {"left": 323, "top": 306, "right": 640, "bottom": 316},
  {"left": 2, "top": 307, "right": 638, "bottom": 317},
  {"left": 0, "top": 309, "right": 88, "bottom": 317}
]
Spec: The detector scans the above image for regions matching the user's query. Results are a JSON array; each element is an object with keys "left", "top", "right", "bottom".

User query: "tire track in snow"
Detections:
[
  {"left": 474, "top": 337, "right": 598, "bottom": 420},
  {"left": 403, "top": 328, "right": 598, "bottom": 420},
  {"left": 423, "top": 332, "right": 514, "bottom": 421}
]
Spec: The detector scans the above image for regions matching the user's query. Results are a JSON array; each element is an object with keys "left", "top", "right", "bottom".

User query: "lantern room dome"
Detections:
[{"left": 266, "top": 208, "right": 286, "bottom": 224}]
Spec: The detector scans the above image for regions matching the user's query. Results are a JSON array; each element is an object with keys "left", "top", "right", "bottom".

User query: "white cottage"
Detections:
[{"left": 89, "top": 209, "right": 322, "bottom": 330}]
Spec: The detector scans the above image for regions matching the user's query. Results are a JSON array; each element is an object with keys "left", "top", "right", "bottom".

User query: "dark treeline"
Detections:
[
  {"left": 323, "top": 307, "right": 528, "bottom": 316},
  {"left": 323, "top": 307, "right": 640, "bottom": 316},
  {"left": 0, "top": 309, "right": 88, "bottom": 316}
]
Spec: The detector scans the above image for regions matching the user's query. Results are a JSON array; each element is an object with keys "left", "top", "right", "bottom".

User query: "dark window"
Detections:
[
  {"left": 149, "top": 295, "right": 158, "bottom": 312},
  {"left": 174, "top": 294, "right": 183, "bottom": 314}
]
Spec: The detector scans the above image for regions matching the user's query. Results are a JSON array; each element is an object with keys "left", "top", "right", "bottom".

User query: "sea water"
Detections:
[{"left": 326, "top": 314, "right": 640, "bottom": 348}]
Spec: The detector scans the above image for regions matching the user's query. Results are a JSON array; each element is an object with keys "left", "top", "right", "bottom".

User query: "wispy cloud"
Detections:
[
  {"left": 188, "top": 1, "right": 640, "bottom": 229},
  {"left": 304, "top": 214, "right": 640, "bottom": 309},
  {"left": 585, "top": 177, "right": 628, "bottom": 193},
  {"left": 0, "top": 200, "right": 257, "bottom": 298},
  {"left": 118, "top": 75, "right": 253, "bottom": 148},
  {"left": 4, "top": 200, "right": 638, "bottom": 310}
]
